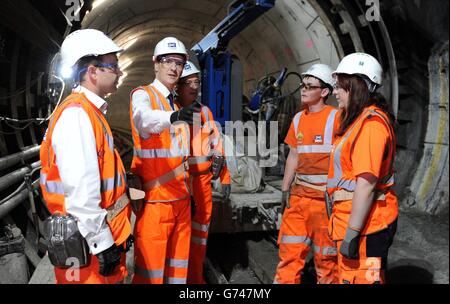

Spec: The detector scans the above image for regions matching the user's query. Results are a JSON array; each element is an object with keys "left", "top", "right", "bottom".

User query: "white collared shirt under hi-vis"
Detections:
[{"left": 51, "top": 85, "right": 113, "bottom": 254}]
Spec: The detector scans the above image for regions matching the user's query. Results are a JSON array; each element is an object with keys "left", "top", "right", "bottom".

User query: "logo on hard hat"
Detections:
[
  {"left": 168, "top": 42, "right": 177, "bottom": 48},
  {"left": 359, "top": 61, "right": 365, "bottom": 66},
  {"left": 185, "top": 64, "right": 191, "bottom": 70}
]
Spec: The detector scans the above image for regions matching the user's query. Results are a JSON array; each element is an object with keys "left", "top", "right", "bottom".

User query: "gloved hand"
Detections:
[
  {"left": 96, "top": 243, "right": 122, "bottom": 276},
  {"left": 281, "top": 190, "right": 290, "bottom": 213},
  {"left": 170, "top": 101, "right": 202, "bottom": 124},
  {"left": 121, "top": 234, "right": 134, "bottom": 253},
  {"left": 190, "top": 196, "right": 196, "bottom": 218},
  {"left": 340, "top": 227, "right": 361, "bottom": 260},
  {"left": 221, "top": 184, "right": 231, "bottom": 201}
]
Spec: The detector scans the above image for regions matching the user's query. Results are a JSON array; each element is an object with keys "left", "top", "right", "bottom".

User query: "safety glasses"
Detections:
[
  {"left": 95, "top": 62, "right": 121, "bottom": 73},
  {"left": 300, "top": 83, "right": 324, "bottom": 91},
  {"left": 159, "top": 56, "right": 186, "bottom": 70}
]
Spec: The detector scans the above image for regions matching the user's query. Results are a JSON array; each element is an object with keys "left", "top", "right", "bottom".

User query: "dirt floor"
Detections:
[{"left": 29, "top": 206, "right": 448, "bottom": 284}]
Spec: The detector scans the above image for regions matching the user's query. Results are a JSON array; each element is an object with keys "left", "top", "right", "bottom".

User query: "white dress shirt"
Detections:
[
  {"left": 131, "top": 79, "right": 175, "bottom": 136},
  {"left": 52, "top": 85, "right": 114, "bottom": 255}
]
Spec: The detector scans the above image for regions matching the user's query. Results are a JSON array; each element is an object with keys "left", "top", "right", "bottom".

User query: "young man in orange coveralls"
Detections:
[
  {"left": 328, "top": 53, "right": 398, "bottom": 284},
  {"left": 274, "top": 64, "right": 339, "bottom": 284},
  {"left": 40, "top": 29, "right": 133, "bottom": 283},
  {"left": 130, "top": 37, "right": 201, "bottom": 284},
  {"left": 175, "top": 61, "right": 231, "bottom": 284}
]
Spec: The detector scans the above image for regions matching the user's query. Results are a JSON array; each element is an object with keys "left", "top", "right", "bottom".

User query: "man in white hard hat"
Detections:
[
  {"left": 274, "top": 63, "right": 339, "bottom": 284},
  {"left": 39, "top": 29, "right": 133, "bottom": 284},
  {"left": 130, "top": 37, "right": 201, "bottom": 284},
  {"left": 175, "top": 61, "right": 231, "bottom": 284}
]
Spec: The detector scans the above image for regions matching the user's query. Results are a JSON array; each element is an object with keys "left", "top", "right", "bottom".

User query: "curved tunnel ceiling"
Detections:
[
  {"left": 81, "top": 0, "right": 341, "bottom": 129},
  {"left": 0, "top": 0, "right": 447, "bottom": 216},
  {"left": 73, "top": 0, "right": 449, "bottom": 215}
]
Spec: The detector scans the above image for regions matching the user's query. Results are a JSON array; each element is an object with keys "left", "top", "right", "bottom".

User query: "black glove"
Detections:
[
  {"left": 96, "top": 243, "right": 122, "bottom": 276},
  {"left": 281, "top": 190, "right": 290, "bottom": 213},
  {"left": 190, "top": 196, "right": 196, "bottom": 218},
  {"left": 121, "top": 234, "right": 134, "bottom": 253},
  {"left": 170, "top": 101, "right": 202, "bottom": 124},
  {"left": 340, "top": 227, "right": 361, "bottom": 260},
  {"left": 221, "top": 184, "right": 231, "bottom": 201}
]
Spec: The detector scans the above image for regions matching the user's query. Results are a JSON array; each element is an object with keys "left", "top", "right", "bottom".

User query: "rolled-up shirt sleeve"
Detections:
[
  {"left": 131, "top": 89, "right": 174, "bottom": 136},
  {"left": 52, "top": 107, "right": 114, "bottom": 255}
]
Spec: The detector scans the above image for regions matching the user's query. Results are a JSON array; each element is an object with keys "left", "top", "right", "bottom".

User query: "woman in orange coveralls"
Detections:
[{"left": 326, "top": 53, "right": 398, "bottom": 284}]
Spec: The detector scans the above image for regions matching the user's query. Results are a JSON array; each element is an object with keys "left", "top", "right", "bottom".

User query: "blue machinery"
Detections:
[{"left": 191, "top": 0, "right": 276, "bottom": 126}]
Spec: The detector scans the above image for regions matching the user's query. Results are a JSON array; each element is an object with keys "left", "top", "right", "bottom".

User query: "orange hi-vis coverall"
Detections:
[
  {"left": 130, "top": 85, "right": 191, "bottom": 284},
  {"left": 327, "top": 105, "right": 398, "bottom": 284},
  {"left": 274, "top": 105, "right": 339, "bottom": 284},
  {"left": 184, "top": 104, "right": 230, "bottom": 284},
  {"left": 40, "top": 93, "right": 131, "bottom": 284}
]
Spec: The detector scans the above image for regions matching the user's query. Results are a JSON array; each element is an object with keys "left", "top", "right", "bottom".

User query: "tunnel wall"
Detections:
[{"left": 0, "top": 0, "right": 448, "bottom": 217}]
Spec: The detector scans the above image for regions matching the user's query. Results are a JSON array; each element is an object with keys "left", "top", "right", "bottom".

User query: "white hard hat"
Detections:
[
  {"left": 153, "top": 37, "right": 188, "bottom": 61},
  {"left": 60, "top": 29, "right": 122, "bottom": 77},
  {"left": 301, "top": 63, "right": 334, "bottom": 87},
  {"left": 181, "top": 61, "right": 200, "bottom": 78},
  {"left": 333, "top": 52, "right": 383, "bottom": 87}
]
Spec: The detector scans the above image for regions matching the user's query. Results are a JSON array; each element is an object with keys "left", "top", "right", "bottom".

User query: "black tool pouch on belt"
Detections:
[
  {"left": 210, "top": 155, "right": 225, "bottom": 180},
  {"left": 43, "top": 213, "right": 91, "bottom": 268},
  {"left": 126, "top": 172, "right": 144, "bottom": 213}
]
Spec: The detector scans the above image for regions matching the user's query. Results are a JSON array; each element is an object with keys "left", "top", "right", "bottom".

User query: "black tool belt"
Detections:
[
  {"left": 43, "top": 213, "right": 91, "bottom": 268},
  {"left": 210, "top": 155, "right": 225, "bottom": 180}
]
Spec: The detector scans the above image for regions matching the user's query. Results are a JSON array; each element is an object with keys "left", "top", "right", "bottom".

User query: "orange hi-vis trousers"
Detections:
[
  {"left": 187, "top": 173, "right": 213, "bottom": 284},
  {"left": 54, "top": 254, "right": 127, "bottom": 284},
  {"left": 335, "top": 220, "right": 397, "bottom": 284},
  {"left": 132, "top": 198, "right": 191, "bottom": 284},
  {"left": 274, "top": 195, "right": 338, "bottom": 284}
]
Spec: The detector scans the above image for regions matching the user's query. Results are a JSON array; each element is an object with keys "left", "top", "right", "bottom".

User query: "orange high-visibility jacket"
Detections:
[
  {"left": 187, "top": 105, "right": 230, "bottom": 183},
  {"left": 40, "top": 93, "right": 131, "bottom": 246},
  {"left": 130, "top": 85, "right": 191, "bottom": 203},
  {"left": 327, "top": 105, "right": 398, "bottom": 239},
  {"left": 285, "top": 105, "right": 339, "bottom": 198}
]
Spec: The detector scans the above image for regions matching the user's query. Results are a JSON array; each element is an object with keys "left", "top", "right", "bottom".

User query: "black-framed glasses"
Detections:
[
  {"left": 159, "top": 57, "right": 186, "bottom": 70},
  {"left": 95, "top": 62, "right": 120, "bottom": 73},
  {"left": 300, "top": 83, "right": 324, "bottom": 91}
]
